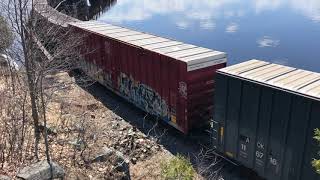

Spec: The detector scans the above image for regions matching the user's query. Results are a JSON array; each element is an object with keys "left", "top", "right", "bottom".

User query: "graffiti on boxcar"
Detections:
[
  {"left": 118, "top": 73, "right": 168, "bottom": 118},
  {"left": 178, "top": 81, "right": 187, "bottom": 99},
  {"left": 102, "top": 71, "right": 112, "bottom": 87},
  {"left": 82, "top": 61, "right": 113, "bottom": 87}
]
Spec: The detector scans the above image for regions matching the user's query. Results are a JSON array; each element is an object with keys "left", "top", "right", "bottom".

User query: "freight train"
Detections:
[
  {"left": 214, "top": 60, "right": 320, "bottom": 180},
  {"left": 69, "top": 21, "right": 320, "bottom": 180},
  {"left": 70, "top": 20, "right": 227, "bottom": 134}
]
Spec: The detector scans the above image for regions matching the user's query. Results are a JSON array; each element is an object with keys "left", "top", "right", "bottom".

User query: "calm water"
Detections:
[{"left": 86, "top": 0, "right": 320, "bottom": 72}]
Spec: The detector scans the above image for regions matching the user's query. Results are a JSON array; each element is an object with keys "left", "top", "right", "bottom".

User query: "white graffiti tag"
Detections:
[{"left": 179, "top": 81, "right": 187, "bottom": 99}]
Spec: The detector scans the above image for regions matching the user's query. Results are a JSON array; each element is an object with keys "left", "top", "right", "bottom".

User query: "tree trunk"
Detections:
[
  {"left": 18, "top": 0, "right": 41, "bottom": 159},
  {"left": 40, "top": 75, "right": 53, "bottom": 179},
  {"left": 25, "top": 52, "right": 41, "bottom": 160}
]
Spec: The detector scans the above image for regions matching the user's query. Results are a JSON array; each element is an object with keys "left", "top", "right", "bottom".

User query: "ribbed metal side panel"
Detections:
[{"left": 214, "top": 60, "right": 320, "bottom": 180}]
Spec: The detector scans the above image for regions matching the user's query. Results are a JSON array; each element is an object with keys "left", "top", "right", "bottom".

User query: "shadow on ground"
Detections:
[
  {"left": 81, "top": 81, "right": 209, "bottom": 157},
  {"left": 72, "top": 72, "right": 263, "bottom": 180}
]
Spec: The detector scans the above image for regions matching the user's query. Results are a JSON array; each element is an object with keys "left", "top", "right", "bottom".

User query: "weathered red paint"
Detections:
[{"left": 72, "top": 22, "right": 226, "bottom": 134}]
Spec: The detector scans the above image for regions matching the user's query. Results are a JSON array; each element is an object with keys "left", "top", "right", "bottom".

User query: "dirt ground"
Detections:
[
  {"left": 43, "top": 72, "right": 209, "bottom": 180},
  {"left": 0, "top": 70, "right": 266, "bottom": 180},
  {"left": 0, "top": 71, "right": 219, "bottom": 179}
]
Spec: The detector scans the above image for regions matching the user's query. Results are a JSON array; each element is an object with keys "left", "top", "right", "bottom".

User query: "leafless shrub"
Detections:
[
  {"left": 0, "top": 0, "right": 97, "bottom": 178},
  {"left": 0, "top": 72, "right": 34, "bottom": 176},
  {"left": 0, "top": 0, "right": 169, "bottom": 179},
  {"left": 195, "top": 148, "right": 224, "bottom": 180}
]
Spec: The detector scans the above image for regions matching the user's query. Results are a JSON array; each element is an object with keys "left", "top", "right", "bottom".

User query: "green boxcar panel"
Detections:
[
  {"left": 301, "top": 164, "right": 319, "bottom": 180},
  {"left": 282, "top": 96, "right": 311, "bottom": 180},
  {"left": 265, "top": 91, "right": 292, "bottom": 180},
  {"left": 253, "top": 87, "right": 273, "bottom": 176},
  {"left": 225, "top": 78, "right": 242, "bottom": 159},
  {"left": 213, "top": 73, "right": 229, "bottom": 152},
  {"left": 215, "top": 60, "right": 320, "bottom": 180},
  {"left": 238, "top": 82, "right": 260, "bottom": 168}
]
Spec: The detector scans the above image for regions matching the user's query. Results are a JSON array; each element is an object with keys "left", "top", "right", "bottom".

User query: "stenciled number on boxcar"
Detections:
[
  {"left": 239, "top": 135, "right": 250, "bottom": 159},
  {"left": 255, "top": 141, "right": 265, "bottom": 167}
]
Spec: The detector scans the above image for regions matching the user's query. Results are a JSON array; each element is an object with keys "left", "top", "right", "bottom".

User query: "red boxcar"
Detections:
[{"left": 70, "top": 21, "right": 227, "bottom": 134}]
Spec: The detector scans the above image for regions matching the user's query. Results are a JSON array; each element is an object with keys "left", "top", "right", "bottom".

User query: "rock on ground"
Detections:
[
  {"left": 17, "top": 161, "right": 64, "bottom": 180},
  {"left": 91, "top": 147, "right": 131, "bottom": 180},
  {"left": 91, "top": 146, "right": 114, "bottom": 163},
  {"left": 0, "top": 175, "right": 10, "bottom": 180}
]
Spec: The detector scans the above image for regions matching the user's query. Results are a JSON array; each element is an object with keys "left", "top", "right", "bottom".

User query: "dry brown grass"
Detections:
[{"left": 1, "top": 72, "right": 178, "bottom": 179}]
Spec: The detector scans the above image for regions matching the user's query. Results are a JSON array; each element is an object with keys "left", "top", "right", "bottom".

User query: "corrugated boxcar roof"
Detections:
[
  {"left": 218, "top": 59, "right": 320, "bottom": 100},
  {"left": 69, "top": 21, "right": 226, "bottom": 67}
]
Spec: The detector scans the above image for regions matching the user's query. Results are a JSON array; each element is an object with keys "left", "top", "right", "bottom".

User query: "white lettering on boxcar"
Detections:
[
  {"left": 257, "top": 142, "right": 264, "bottom": 149},
  {"left": 241, "top": 144, "right": 247, "bottom": 151},
  {"left": 270, "top": 157, "right": 278, "bottom": 166},
  {"left": 256, "top": 151, "right": 264, "bottom": 159}
]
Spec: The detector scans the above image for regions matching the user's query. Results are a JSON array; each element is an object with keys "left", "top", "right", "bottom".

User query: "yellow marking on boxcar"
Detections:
[
  {"left": 226, "top": 152, "right": 234, "bottom": 158},
  {"left": 171, "top": 115, "right": 177, "bottom": 124},
  {"left": 220, "top": 127, "right": 224, "bottom": 138}
]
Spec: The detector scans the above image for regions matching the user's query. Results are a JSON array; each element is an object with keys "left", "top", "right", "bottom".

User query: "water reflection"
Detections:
[
  {"left": 255, "top": 0, "right": 320, "bottom": 23},
  {"left": 57, "top": 0, "right": 117, "bottom": 21},
  {"left": 83, "top": 0, "right": 320, "bottom": 71},
  {"left": 257, "top": 36, "right": 280, "bottom": 48},
  {"left": 200, "top": 21, "right": 215, "bottom": 30},
  {"left": 98, "top": 0, "right": 320, "bottom": 27},
  {"left": 226, "top": 23, "right": 238, "bottom": 33}
]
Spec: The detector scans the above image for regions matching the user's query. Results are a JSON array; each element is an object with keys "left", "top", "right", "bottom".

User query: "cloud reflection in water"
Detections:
[
  {"left": 226, "top": 23, "right": 239, "bottom": 33},
  {"left": 257, "top": 36, "right": 280, "bottom": 48},
  {"left": 98, "top": 0, "right": 320, "bottom": 31}
]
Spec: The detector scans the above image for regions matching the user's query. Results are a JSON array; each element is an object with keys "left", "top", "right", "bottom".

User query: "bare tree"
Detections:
[
  {"left": 0, "top": 16, "right": 13, "bottom": 53},
  {"left": 0, "top": 0, "right": 84, "bottom": 165}
]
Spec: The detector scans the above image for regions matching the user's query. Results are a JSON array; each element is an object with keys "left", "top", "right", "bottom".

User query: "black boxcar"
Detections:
[{"left": 213, "top": 60, "right": 320, "bottom": 180}]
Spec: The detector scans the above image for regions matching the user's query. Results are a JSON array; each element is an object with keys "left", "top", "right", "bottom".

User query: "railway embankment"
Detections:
[
  {"left": 34, "top": 0, "right": 80, "bottom": 27},
  {"left": 2, "top": 1, "right": 217, "bottom": 179}
]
